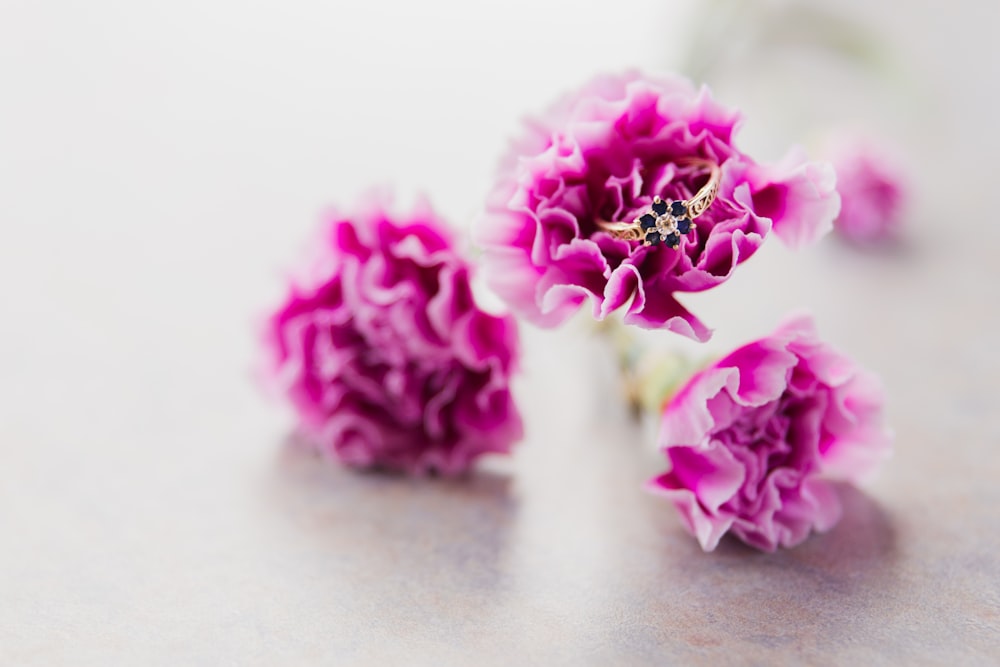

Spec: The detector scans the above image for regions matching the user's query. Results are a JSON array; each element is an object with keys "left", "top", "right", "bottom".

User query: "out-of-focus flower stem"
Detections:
[
  {"left": 593, "top": 317, "right": 702, "bottom": 420},
  {"left": 680, "top": 0, "right": 891, "bottom": 84}
]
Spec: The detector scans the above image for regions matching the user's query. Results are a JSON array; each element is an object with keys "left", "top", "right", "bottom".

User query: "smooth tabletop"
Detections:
[{"left": 1, "top": 1, "right": 998, "bottom": 665}]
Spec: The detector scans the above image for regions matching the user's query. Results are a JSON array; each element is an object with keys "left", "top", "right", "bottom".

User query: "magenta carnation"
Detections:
[
  {"left": 827, "top": 135, "right": 908, "bottom": 244},
  {"left": 265, "top": 198, "right": 523, "bottom": 475},
  {"left": 647, "top": 315, "right": 892, "bottom": 552},
  {"left": 477, "top": 72, "right": 840, "bottom": 340}
]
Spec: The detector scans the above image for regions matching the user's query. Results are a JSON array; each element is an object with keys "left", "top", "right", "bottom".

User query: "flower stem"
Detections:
[{"left": 593, "top": 317, "right": 700, "bottom": 419}]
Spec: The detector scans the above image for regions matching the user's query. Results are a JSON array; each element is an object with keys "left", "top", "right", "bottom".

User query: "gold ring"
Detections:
[{"left": 596, "top": 157, "right": 720, "bottom": 247}]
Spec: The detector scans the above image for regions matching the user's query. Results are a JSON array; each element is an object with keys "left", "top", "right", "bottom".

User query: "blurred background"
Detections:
[{"left": 2, "top": 1, "right": 998, "bottom": 664}]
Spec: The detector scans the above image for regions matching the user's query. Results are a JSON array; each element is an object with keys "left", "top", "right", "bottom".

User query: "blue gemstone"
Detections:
[
  {"left": 639, "top": 213, "right": 657, "bottom": 229},
  {"left": 645, "top": 231, "right": 662, "bottom": 245},
  {"left": 664, "top": 232, "right": 680, "bottom": 248},
  {"left": 677, "top": 218, "right": 691, "bottom": 234},
  {"left": 670, "top": 201, "right": 687, "bottom": 217},
  {"left": 651, "top": 199, "right": 668, "bottom": 216}
]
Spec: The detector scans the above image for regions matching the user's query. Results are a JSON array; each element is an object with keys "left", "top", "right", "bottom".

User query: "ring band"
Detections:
[{"left": 596, "top": 157, "right": 721, "bottom": 247}]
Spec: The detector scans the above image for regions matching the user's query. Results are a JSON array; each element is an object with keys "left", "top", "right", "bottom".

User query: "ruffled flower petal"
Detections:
[
  {"left": 478, "top": 71, "right": 837, "bottom": 337},
  {"left": 264, "top": 197, "right": 523, "bottom": 475},
  {"left": 747, "top": 147, "right": 840, "bottom": 249},
  {"left": 649, "top": 314, "right": 892, "bottom": 551}
]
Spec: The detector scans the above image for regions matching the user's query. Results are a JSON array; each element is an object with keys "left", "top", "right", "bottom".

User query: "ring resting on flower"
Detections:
[{"left": 596, "top": 157, "right": 721, "bottom": 248}]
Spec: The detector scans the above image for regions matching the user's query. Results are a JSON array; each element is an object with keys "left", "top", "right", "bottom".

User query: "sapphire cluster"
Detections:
[{"left": 638, "top": 197, "right": 692, "bottom": 248}]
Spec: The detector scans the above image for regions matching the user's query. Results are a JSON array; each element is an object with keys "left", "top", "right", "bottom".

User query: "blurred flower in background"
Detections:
[
  {"left": 264, "top": 197, "right": 523, "bottom": 475},
  {"left": 824, "top": 133, "right": 908, "bottom": 244},
  {"left": 647, "top": 315, "right": 892, "bottom": 552}
]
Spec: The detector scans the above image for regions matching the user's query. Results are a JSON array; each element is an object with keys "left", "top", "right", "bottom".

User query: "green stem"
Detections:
[{"left": 593, "top": 317, "right": 700, "bottom": 419}]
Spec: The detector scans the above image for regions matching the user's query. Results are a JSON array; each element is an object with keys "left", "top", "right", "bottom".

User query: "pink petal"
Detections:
[
  {"left": 749, "top": 147, "right": 839, "bottom": 248},
  {"left": 715, "top": 339, "right": 798, "bottom": 406}
]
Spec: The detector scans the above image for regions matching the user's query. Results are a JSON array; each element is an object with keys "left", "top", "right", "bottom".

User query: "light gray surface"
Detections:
[{"left": 2, "top": 1, "right": 999, "bottom": 665}]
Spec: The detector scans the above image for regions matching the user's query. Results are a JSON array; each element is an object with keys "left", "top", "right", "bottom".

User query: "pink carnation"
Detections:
[
  {"left": 647, "top": 315, "right": 892, "bottom": 552},
  {"left": 264, "top": 197, "right": 523, "bottom": 475},
  {"left": 827, "top": 135, "right": 908, "bottom": 244},
  {"left": 477, "top": 72, "right": 840, "bottom": 340}
]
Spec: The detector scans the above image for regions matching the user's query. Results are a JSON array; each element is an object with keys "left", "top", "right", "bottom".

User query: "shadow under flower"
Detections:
[
  {"left": 828, "top": 225, "right": 922, "bottom": 261},
  {"left": 258, "top": 434, "right": 518, "bottom": 640},
  {"left": 713, "top": 484, "right": 897, "bottom": 570},
  {"left": 608, "top": 485, "right": 903, "bottom": 663}
]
